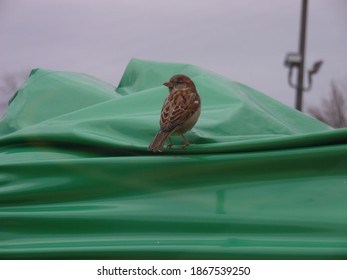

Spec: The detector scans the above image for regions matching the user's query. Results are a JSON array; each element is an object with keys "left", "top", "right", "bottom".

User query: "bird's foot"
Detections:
[
  {"left": 166, "top": 143, "right": 173, "bottom": 149},
  {"left": 179, "top": 143, "right": 190, "bottom": 150},
  {"left": 179, "top": 134, "right": 190, "bottom": 150}
]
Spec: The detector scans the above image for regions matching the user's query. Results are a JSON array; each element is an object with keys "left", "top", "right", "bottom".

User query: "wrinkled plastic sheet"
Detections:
[{"left": 1, "top": 59, "right": 347, "bottom": 259}]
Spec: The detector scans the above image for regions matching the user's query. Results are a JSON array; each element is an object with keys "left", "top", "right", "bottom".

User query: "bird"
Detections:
[{"left": 148, "top": 74, "right": 201, "bottom": 152}]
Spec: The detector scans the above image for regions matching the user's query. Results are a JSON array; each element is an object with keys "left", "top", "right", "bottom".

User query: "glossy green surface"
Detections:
[{"left": 1, "top": 59, "right": 347, "bottom": 259}]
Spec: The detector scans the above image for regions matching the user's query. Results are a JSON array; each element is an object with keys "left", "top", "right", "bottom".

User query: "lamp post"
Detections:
[{"left": 284, "top": 0, "right": 323, "bottom": 111}]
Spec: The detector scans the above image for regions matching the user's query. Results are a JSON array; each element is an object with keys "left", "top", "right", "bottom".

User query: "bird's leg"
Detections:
[
  {"left": 166, "top": 136, "right": 173, "bottom": 148},
  {"left": 179, "top": 134, "right": 190, "bottom": 149}
]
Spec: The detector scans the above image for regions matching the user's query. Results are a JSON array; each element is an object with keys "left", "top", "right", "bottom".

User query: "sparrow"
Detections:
[{"left": 148, "top": 74, "right": 201, "bottom": 152}]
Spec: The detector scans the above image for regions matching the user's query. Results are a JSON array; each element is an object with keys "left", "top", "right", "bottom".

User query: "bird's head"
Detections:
[{"left": 163, "top": 75, "right": 196, "bottom": 92}]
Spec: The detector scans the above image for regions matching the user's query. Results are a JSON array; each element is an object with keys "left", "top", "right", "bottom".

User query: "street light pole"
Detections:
[
  {"left": 296, "top": 0, "right": 308, "bottom": 111},
  {"left": 284, "top": 0, "right": 323, "bottom": 111}
]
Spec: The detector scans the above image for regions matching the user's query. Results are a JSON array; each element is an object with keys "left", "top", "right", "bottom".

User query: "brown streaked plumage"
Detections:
[{"left": 148, "top": 74, "right": 201, "bottom": 152}]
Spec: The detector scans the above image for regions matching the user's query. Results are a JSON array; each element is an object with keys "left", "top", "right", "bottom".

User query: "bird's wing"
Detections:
[{"left": 160, "top": 90, "right": 200, "bottom": 132}]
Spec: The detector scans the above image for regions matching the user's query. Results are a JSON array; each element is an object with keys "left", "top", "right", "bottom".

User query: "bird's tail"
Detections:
[{"left": 148, "top": 130, "right": 170, "bottom": 152}]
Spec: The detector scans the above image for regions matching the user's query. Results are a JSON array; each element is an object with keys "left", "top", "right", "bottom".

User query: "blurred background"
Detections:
[{"left": 0, "top": 0, "right": 346, "bottom": 127}]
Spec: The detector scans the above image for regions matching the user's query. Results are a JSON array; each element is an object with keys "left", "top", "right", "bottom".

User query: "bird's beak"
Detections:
[{"left": 163, "top": 81, "right": 173, "bottom": 88}]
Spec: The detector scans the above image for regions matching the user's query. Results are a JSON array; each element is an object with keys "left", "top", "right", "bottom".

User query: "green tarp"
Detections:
[{"left": 1, "top": 59, "right": 347, "bottom": 259}]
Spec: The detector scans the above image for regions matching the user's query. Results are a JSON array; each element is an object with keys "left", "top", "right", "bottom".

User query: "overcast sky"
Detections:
[{"left": 0, "top": 0, "right": 346, "bottom": 112}]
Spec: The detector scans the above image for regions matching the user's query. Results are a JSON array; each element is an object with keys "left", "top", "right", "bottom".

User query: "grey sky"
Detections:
[{"left": 1, "top": 0, "right": 346, "bottom": 110}]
